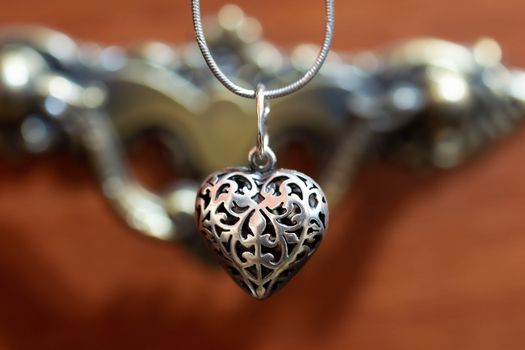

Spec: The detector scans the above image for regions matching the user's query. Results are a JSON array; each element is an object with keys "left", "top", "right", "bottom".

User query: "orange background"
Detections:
[{"left": 1, "top": 0, "right": 525, "bottom": 349}]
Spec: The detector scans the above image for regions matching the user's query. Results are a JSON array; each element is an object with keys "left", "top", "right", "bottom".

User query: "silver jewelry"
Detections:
[
  {"left": 1, "top": 17, "right": 524, "bottom": 297},
  {"left": 192, "top": 1, "right": 334, "bottom": 299},
  {"left": 191, "top": 0, "right": 335, "bottom": 99}
]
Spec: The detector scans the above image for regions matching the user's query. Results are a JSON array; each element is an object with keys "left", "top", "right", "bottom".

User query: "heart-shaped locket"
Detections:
[{"left": 195, "top": 167, "right": 329, "bottom": 299}]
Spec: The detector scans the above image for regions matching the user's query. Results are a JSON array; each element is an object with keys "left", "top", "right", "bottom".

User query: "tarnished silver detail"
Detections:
[{"left": 195, "top": 167, "right": 328, "bottom": 299}]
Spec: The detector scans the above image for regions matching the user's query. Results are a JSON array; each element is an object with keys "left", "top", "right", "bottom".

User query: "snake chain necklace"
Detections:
[{"left": 192, "top": 0, "right": 334, "bottom": 299}]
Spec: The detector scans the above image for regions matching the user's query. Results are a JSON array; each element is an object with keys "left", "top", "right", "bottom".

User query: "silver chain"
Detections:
[{"left": 191, "top": 0, "right": 335, "bottom": 99}]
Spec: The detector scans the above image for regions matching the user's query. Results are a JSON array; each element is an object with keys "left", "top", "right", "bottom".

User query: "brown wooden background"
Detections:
[{"left": 1, "top": 0, "right": 525, "bottom": 349}]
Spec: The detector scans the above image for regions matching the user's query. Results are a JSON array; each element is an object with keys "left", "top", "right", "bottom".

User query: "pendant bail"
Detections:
[
  {"left": 256, "top": 83, "right": 270, "bottom": 157},
  {"left": 249, "top": 83, "right": 276, "bottom": 172}
]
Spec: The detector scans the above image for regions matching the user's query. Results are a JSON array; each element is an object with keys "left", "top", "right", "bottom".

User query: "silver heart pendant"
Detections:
[{"left": 195, "top": 167, "right": 329, "bottom": 299}]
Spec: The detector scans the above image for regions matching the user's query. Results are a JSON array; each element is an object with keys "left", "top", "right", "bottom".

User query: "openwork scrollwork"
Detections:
[{"left": 195, "top": 168, "right": 329, "bottom": 299}]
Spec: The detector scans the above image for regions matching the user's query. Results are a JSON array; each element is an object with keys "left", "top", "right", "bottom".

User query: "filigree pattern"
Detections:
[{"left": 195, "top": 167, "right": 329, "bottom": 299}]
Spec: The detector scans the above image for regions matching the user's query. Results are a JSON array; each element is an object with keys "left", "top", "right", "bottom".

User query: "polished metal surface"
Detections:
[
  {"left": 254, "top": 83, "right": 271, "bottom": 162},
  {"left": 195, "top": 167, "right": 328, "bottom": 299},
  {"left": 248, "top": 83, "right": 276, "bottom": 173}
]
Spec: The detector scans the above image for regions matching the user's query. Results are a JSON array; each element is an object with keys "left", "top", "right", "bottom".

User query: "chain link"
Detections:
[{"left": 191, "top": 0, "right": 335, "bottom": 99}]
